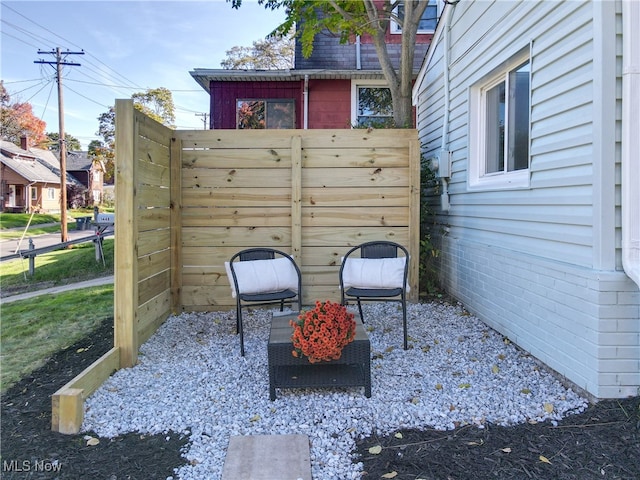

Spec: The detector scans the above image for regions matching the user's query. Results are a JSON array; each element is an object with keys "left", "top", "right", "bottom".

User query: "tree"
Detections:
[
  {"left": 131, "top": 87, "right": 176, "bottom": 127},
  {"left": 46, "top": 132, "right": 82, "bottom": 151},
  {"left": 0, "top": 81, "right": 48, "bottom": 147},
  {"left": 221, "top": 33, "right": 295, "bottom": 69},
  {"left": 88, "top": 139, "right": 115, "bottom": 184},
  {"left": 230, "top": 0, "right": 429, "bottom": 128},
  {"left": 96, "top": 87, "right": 175, "bottom": 182}
]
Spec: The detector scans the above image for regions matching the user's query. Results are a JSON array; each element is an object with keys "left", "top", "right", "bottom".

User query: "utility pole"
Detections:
[
  {"left": 195, "top": 112, "right": 209, "bottom": 129},
  {"left": 35, "top": 48, "right": 83, "bottom": 243}
]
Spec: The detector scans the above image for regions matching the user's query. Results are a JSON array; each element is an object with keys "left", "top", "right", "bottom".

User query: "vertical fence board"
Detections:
[
  {"left": 170, "top": 136, "right": 182, "bottom": 310},
  {"left": 291, "top": 135, "right": 302, "bottom": 262},
  {"left": 114, "top": 99, "right": 138, "bottom": 369}
]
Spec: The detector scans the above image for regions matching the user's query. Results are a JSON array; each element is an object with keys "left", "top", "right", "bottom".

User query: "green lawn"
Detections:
[
  {"left": 0, "top": 210, "right": 101, "bottom": 240},
  {"left": 1, "top": 239, "right": 114, "bottom": 294},
  {"left": 1, "top": 286, "right": 114, "bottom": 392},
  {"left": 0, "top": 212, "right": 61, "bottom": 229},
  {"left": 1, "top": 230, "right": 115, "bottom": 393}
]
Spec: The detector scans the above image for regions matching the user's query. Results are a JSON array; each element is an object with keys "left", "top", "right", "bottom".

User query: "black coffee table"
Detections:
[{"left": 267, "top": 313, "right": 372, "bottom": 401}]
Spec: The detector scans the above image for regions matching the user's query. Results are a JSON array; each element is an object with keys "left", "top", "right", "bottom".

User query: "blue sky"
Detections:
[{"left": 1, "top": 0, "right": 286, "bottom": 149}]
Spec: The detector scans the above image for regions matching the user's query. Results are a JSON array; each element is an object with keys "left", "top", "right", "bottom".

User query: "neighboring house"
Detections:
[
  {"left": 33, "top": 147, "right": 102, "bottom": 206},
  {"left": 0, "top": 140, "right": 61, "bottom": 213},
  {"left": 190, "top": 1, "right": 438, "bottom": 129},
  {"left": 413, "top": 0, "right": 639, "bottom": 399},
  {"left": 65, "top": 151, "right": 105, "bottom": 205}
]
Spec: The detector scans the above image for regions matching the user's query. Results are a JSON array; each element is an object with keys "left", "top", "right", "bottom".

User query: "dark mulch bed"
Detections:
[
  {"left": 2, "top": 316, "right": 639, "bottom": 479},
  {"left": 1, "top": 318, "right": 189, "bottom": 479},
  {"left": 356, "top": 398, "right": 640, "bottom": 480}
]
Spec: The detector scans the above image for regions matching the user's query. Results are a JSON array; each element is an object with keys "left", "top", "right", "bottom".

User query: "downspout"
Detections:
[
  {"left": 303, "top": 74, "right": 309, "bottom": 129},
  {"left": 439, "top": 3, "right": 456, "bottom": 212},
  {"left": 622, "top": 0, "right": 640, "bottom": 288},
  {"left": 356, "top": 35, "right": 361, "bottom": 70}
]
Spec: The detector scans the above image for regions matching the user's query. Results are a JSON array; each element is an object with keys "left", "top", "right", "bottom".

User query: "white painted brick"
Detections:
[{"left": 436, "top": 236, "right": 639, "bottom": 399}]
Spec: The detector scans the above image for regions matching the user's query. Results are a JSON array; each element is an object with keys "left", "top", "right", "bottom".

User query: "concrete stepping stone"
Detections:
[{"left": 222, "top": 434, "right": 312, "bottom": 480}]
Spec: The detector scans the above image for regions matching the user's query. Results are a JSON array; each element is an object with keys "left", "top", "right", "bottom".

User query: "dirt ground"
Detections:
[{"left": 2, "top": 316, "right": 638, "bottom": 479}]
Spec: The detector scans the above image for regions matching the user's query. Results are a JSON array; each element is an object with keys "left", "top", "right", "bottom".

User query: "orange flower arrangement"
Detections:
[{"left": 290, "top": 300, "right": 356, "bottom": 363}]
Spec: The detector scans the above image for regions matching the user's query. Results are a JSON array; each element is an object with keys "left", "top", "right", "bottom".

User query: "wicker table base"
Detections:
[{"left": 267, "top": 313, "right": 372, "bottom": 401}]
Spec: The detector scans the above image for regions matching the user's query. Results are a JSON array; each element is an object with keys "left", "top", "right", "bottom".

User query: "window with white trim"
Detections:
[
  {"left": 469, "top": 52, "right": 531, "bottom": 190},
  {"left": 351, "top": 80, "right": 394, "bottom": 128},
  {"left": 47, "top": 188, "right": 55, "bottom": 200},
  {"left": 236, "top": 99, "right": 295, "bottom": 129},
  {"left": 391, "top": 0, "right": 440, "bottom": 34}
]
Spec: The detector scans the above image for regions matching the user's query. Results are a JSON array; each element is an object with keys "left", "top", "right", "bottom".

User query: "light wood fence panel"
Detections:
[{"left": 177, "top": 128, "right": 419, "bottom": 310}]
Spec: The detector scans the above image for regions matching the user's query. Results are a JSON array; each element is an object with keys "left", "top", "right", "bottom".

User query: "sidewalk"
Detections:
[{"left": 0, "top": 275, "right": 114, "bottom": 304}]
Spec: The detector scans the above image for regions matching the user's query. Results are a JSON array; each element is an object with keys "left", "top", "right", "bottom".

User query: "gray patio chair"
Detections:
[
  {"left": 226, "top": 248, "right": 302, "bottom": 356},
  {"left": 339, "top": 241, "right": 409, "bottom": 349}
]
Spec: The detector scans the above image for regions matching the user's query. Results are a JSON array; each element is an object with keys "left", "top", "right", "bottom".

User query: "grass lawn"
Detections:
[
  {"left": 0, "top": 210, "right": 100, "bottom": 240},
  {"left": 1, "top": 239, "right": 114, "bottom": 294},
  {"left": 1, "top": 228, "right": 115, "bottom": 393},
  {"left": 0, "top": 212, "right": 61, "bottom": 229},
  {"left": 0, "top": 285, "right": 114, "bottom": 392}
]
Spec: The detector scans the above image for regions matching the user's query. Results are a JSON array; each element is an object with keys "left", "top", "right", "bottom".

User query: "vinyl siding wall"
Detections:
[{"left": 415, "top": 0, "right": 639, "bottom": 399}]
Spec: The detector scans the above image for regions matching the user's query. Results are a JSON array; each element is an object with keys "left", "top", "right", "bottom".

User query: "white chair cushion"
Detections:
[
  {"left": 342, "top": 257, "right": 409, "bottom": 291},
  {"left": 225, "top": 257, "right": 298, "bottom": 298}
]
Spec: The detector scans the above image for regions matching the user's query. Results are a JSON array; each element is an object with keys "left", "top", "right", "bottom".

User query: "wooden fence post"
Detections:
[
  {"left": 291, "top": 135, "right": 302, "bottom": 264},
  {"left": 28, "top": 238, "right": 35, "bottom": 275},
  {"left": 114, "top": 99, "right": 139, "bottom": 368}
]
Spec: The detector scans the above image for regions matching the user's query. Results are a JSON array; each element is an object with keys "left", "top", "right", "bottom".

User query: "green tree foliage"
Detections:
[
  {"left": 131, "top": 87, "right": 176, "bottom": 128},
  {"left": 0, "top": 81, "right": 48, "bottom": 147},
  {"left": 221, "top": 33, "right": 295, "bottom": 69},
  {"left": 96, "top": 87, "right": 175, "bottom": 182},
  {"left": 229, "top": 0, "right": 428, "bottom": 128},
  {"left": 88, "top": 139, "right": 114, "bottom": 184},
  {"left": 45, "top": 132, "right": 82, "bottom": 151}
]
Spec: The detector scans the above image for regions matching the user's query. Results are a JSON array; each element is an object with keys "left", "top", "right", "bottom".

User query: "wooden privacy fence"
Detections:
[{"left": 51, "top": 99, "right": 420, "bottom": 433}]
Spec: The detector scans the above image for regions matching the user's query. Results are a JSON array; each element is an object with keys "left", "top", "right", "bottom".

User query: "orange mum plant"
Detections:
[{"left": 290, "top": 300, "right": 356, "bottom": 363}]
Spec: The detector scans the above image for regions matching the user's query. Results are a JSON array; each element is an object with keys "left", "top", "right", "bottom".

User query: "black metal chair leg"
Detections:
[
  {"left": 357, "top": 299, "right": 365, "bottom": 323},
  {"left": 236, "top": 300, "right": 245, "bottom": 356},
  {"left": 402, "top": 296, "right": 408, "bottom": 350}
]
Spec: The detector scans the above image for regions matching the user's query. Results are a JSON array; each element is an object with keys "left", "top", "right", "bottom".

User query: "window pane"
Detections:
[
  {"left": 397, "top": 1, "right": 438, "bottom": 32},
  {"left": 358, "top": 87, "right": 394, "bottom": 127},
  {"left": 266, "top": 101, "right": 295, "bottom": 129},
  {"left": 237, "top": 100, "right": 265, "bottom": 129},
  {"left": 485, "top": 81, "right": 505, "bottom": 174},
  {"left": 508, "top": 62, "right": 530, "bottom": 171}
]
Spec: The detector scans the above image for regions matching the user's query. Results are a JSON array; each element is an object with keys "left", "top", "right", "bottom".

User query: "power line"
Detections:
[{"left": 3, "top": 4, "right": 143, "bottom": 90}]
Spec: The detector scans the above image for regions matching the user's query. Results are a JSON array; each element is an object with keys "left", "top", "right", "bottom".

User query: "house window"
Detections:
[
  {"left": 236, "top": 99, "right": 295, "bottom": 129},
  {"left": 352, "top": 82, "right": 394, "bottom": 127},
  {"left": 31, "top": 187, "right": 37, "bottom": 200},
  {"left": 469, "top": 52, "right": 531, "bottom": 190},
  {"left": 391, "top": 0, "right": 440, "bottom": 34},
  {"left": 47, "top": 188, "right": 55, "bottom": 200}
]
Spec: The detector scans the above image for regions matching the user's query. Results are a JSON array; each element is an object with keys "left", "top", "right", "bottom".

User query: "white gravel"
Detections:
[{"left": 82, "top": 301, "right": 588, "bottom": 479}]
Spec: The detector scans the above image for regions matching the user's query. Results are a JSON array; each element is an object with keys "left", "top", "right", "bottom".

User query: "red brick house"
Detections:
[{"left": 190, "top": 2, "right": 438, "bottom": 129}]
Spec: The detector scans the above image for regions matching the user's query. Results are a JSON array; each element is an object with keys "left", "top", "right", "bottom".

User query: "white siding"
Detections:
[{"left": 415, "top": 0, "right": 639, "bottom": 399}]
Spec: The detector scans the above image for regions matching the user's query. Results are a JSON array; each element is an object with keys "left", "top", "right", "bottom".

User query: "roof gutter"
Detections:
[{"left": 622, "top": 0, "right": 640, "bottom": 288}]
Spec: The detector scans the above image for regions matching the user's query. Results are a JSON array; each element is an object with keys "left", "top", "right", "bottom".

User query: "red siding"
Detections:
[
  {"left": 307, "top": 80, "right": 352, "bottom": 129},
  {"left": 210, "top": 79, "right": 352, "bottom": 130},
  {"left": 210, "top": 81, "right": 303, "bottom": 129}
]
